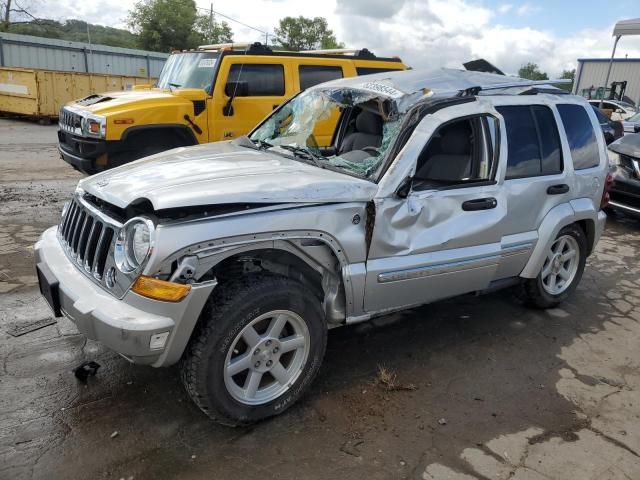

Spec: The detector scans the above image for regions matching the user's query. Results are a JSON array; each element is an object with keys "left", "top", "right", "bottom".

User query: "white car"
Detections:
[
  {"left": 588, "top": 99, "right": 637, "bottom": 121},
  {"left": 622, "top": 111, "right": 640, "bottom": 135}
]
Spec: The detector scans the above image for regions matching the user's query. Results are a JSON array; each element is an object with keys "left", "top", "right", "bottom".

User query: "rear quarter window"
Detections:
[{"left": 557, "top": 104, "right": 600, "bottom": 170}]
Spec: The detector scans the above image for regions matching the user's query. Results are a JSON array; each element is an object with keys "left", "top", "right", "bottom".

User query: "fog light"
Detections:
[{"left": 149, "top": 331, "right": 170, "bottom": 350}]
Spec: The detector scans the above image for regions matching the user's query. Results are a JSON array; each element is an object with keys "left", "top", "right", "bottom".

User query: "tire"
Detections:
[
  {"left": 180, "top": 274, "right": 327, "bottom": 426},
  {"left": 517, "top": 224, "right": 587, "bottom": 309}
]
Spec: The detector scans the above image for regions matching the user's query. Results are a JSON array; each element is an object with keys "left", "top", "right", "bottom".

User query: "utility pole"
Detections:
[
  {"left": 3, "top": 0, "right": 12, "bottom": 31},
  {"left": 209, "top": 3, "right": 213, "bottom": 43}
]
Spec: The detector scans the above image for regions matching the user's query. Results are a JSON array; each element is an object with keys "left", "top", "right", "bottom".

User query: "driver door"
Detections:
[
  {"left": 364, "top": 112, "right": 506, "bottom": 312},
  {"left": 209, "top": 58, "right": 293, "bottom": 142}
]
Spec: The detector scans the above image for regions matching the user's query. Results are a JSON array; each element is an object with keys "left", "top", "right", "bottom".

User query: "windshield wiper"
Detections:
[
  {"left": 168, "top": 82, "right": 181, "bottom": 91},
  {"left": 277, "top": 145, "right": 325, "bottom": 168},
  {"left": 252, "top": 139, "right": 274, "bottom": 150}
]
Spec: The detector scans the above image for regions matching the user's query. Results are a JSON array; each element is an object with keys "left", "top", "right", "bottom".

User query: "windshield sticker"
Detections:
[
  {"left": 355, "top": 82, "right": 404, "bottom": 99},
  {"left": 198, "top": 58, "right": 216, "bottom": 68}
]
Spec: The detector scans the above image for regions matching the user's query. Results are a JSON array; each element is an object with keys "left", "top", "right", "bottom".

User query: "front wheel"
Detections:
[
  {"left": 181, "top": 274, "right": 327, "bottom": 426},
  {"left": 518, "top": 224, "right": 587, "bottom": 309}
]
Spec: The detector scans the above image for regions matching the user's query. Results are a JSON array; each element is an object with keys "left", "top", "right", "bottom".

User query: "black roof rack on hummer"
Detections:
[{"left": 193, "top": 42, "right": 403, "bottom": 63}]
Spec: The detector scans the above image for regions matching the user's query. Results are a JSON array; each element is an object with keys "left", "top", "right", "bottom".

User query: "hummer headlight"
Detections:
[
  {"left": 114, "top": 217, "right": 155, "bottom": 273},
  {"left": 83, "top": 114, "right": 106, "bottom": 139}
]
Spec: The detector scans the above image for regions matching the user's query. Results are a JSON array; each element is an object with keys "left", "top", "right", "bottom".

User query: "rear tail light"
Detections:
[{"left": 601, "top": 173, "right": 614, "bottom": 209}]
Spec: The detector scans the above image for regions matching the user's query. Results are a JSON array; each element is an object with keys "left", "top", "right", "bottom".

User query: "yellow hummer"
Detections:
[{"left": 57, "top": 43, "right": 406, "bottom": 174}]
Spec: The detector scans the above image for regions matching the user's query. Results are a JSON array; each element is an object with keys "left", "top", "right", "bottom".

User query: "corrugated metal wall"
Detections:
[
  {"left": 0, "top": 32, "right": 168, "bottom": 78},
  {"left": 574, "top": 59, "right": 640, "bottom": 106}
]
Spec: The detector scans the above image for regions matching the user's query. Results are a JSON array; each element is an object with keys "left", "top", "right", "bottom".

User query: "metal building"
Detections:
[
  {"left": 573, "top": 58, "right": 640, "bottom": 106},
  {"left": 0, "top": 32, "right": 168, "bottom": 78}
]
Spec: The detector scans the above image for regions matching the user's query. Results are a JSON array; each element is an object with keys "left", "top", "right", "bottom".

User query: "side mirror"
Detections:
[
  {"left": 223, "top": 81, "right": 249, "bottom": 116},
  {"left": 396, "top": 176, "right": 413, "bottom": 199}
]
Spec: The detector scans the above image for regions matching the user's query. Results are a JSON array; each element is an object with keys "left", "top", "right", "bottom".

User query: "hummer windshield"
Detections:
[
  {"left": 250, "top": 88, "right": 404, "bottom": 179},
  {"left": 157, "top": 52, "right": 219, "bottom": 93}
]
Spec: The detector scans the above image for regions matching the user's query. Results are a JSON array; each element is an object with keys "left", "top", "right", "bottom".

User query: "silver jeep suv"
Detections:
[{"left": 35, "top": 69, "right": 609, "bottom": 425}]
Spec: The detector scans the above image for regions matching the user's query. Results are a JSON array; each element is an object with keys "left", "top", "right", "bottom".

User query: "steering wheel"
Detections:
[{"left": 362, "top": 146, "right": 380, "bottom": 156}]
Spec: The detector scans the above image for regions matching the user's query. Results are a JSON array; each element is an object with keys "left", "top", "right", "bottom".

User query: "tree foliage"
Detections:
[
  {"left": 274, "top": 16, "right": 344, "bottom": 51},
  {"left": 128, "top": 0, "right": 232, "bottom": 52},
  {"left": 7, "top": 19, "right": 139, "bottom": 48},
  {"left": 518, "top": 62, "right": 549, "bottom": 81},
  {"left": 558, "top": 68, "right": 576, "bottom": 91}
]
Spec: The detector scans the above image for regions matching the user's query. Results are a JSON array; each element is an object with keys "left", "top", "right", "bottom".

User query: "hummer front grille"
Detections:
[{"left": 59, "top": 107, "right": 83, "bottom": 135}]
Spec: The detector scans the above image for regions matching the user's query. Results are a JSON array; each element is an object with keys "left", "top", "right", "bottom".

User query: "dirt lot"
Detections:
[{"left": 1, "top": 117, "right": 640, "bottom": 480}]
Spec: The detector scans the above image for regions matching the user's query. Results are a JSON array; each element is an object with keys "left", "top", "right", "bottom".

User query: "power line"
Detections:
[{"left": 195, "top": 5, "right": 275, "bottom": 38}]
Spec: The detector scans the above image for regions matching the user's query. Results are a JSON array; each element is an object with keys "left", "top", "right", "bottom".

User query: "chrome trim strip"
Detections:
[
  {"left": 76, "top": 215, "right": 91, "bottom": 260},
  {"left": 500, "top": 243, "right": 533, "bottom": 258},
  {"left": 609, "top": 200, "right": 640, "bottom": 214},
  {"left": 377, "top": 255, "right": 500, "bottom": 283},
  {"left": 83, "top": 220, "right": 98, "bottom": 269},
  {"left": 91, "top": 227, "right": 108, "bottom": 279},
  {"left": 76, "top": 194, "right": 123, "bottom": 229}
]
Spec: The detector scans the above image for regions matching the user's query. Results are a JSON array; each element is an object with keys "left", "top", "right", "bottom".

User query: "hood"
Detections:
[
  {"left": 69, "top": 89, "right": 187, "bottom": 114},
  {"left": 79, "top": 141, "right": 378, "bottom": 210},
  {"left": 610, "top": 133, "right": 640, "bottom": 159}
]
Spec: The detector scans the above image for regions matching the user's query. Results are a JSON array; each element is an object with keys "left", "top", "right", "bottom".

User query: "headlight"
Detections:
[
  {"left": 82, "top": 114, "right": 106, "bottom": 139},
  {"left": 608, "top": 150, "right": 620, "bottom": 166},
  {"left": 114, "top": 217, "right": 155, "bottom": 273}
]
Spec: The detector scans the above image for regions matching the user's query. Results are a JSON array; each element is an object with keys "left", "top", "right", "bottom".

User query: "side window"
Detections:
[
  {"left": 227, "top": 64, "right": 285, "bottom": 96},
  {"left": 299, "top": 65, "right": 343, "bottom": 90},
  {"left": 356, "top": 67, "right": 397, "bottom": 76},
  {"left": 496, "top": 105, "right": 563, "bottom": 179},
  {"left": 557, "top": 104, "right": 600, "bottom": 170},
  {"left": 413, "top": 116, "right": 497, "bottom": 189}
]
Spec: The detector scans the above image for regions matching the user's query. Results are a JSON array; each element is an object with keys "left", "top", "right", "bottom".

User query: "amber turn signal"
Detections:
[
  {"left": 114, "top": 118, "right": 135, "bottom": 125},
  {"left": 131, "top": 276, "right": 191, "bottom": 302}
]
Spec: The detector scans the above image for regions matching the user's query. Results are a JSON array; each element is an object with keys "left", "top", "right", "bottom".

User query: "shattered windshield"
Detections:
[
  {"left": 157, "top": 52, "right": 219, "bottom": 93},
  {"left": 250, "top": 87, "right": 404, "bottom": 179}
]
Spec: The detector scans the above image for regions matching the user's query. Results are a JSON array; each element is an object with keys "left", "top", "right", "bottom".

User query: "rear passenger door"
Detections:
[
  {"left": 210, "top": 59, "right": 291, "bottom": 141},
  {"left": 495, "top": 104, "right": 570, "bottom": 276}
]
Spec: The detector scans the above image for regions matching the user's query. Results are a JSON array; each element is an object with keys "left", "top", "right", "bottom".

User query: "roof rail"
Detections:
[
  {"left": 302, "top": 48, "right": 377, "bottom": 58},
  {"left": 458, "top": 78, "right": 572, "bottom": 96},
  {"left": 198, "top": 42, "right": 251, "bottom": 50},
  {"left": 303, "top": 48, "right": 359, "bottom": 55}
]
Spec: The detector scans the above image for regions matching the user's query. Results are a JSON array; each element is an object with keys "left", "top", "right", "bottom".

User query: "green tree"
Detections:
[
  {"left": 192, "top": 13, "right": 233, "bottom": 46},
  {"left": 128, "top": 0, "right": 233, "bottom": 51},
  {"left": 274, "top": 16, "right": 344, "bottom": 51},
  {"left": 518, "top": 62, "right": 549, "bottom": 81},
  {"left": 558, "top": 68, "right": 575, "bottom": 91}
]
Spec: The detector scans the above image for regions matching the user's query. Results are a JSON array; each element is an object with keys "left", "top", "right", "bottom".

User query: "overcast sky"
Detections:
[{"left": 26, "top": 0, "right": 640, "bottom": 76}]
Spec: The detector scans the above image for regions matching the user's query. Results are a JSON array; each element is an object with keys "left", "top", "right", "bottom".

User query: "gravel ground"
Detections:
[{"left": 1, "top": 117, "right": 640, "bottom": 480}]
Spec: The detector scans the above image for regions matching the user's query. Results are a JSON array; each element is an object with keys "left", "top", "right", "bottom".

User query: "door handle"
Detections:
[
  {"left": 547, "top": 184, "right": 569, "bottom": 195},
  {"left": 462, "top": 197, "right": 497, "bottom": 211}
]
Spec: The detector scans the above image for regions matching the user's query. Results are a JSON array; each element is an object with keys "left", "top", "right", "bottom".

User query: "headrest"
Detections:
[
  {"left": 440, "top": 126, "right": 471, "bottom": 155},
  {"left": 355, "top": 111, "right": 383, "bottom": 135}
]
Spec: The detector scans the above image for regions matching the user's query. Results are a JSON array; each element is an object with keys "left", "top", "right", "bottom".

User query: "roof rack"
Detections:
[
  {"left": 303, "top": 48, "right": 377, "bottom": 58},
  {"left": 198, "top": 42, "right": 250, "bottom": 50},
  {"left": 458, "top": 78, "right": 572, "bottom": 96}
]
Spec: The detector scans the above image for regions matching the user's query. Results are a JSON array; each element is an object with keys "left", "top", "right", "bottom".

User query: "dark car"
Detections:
[
  {"left": 608, "top": 133, "right": 640, "bottom": 216},
  {"left": 592, "top": 105, "right": 624, "bottom": 144}
]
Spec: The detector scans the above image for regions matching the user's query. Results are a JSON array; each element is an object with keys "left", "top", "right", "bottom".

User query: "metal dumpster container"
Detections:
[{"left": 0, "top": 67, "right": 156, "bottom": 119}]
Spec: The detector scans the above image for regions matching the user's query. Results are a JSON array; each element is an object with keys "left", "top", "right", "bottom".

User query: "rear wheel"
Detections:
[
  {"left": 181, "top": 274, "right": 326, "bottom": 426},
  {"left": 518, "top": 224, "right": 587, "bottom": 309}
]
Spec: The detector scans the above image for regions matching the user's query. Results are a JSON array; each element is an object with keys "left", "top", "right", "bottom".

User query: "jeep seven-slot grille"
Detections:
[{"left": 58, "top": 199, "right": 115, "bottom": 279}]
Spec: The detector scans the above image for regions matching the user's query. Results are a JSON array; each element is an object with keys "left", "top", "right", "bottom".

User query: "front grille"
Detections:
[
  {"left": 58, "top": 198, "right": 115, "bottom": 279},
  {"left": 620, "top": 154, "right": 640, "bottom": 179},
  {"left": 59, "top": 107, "right": 83, "bottom": 135}
]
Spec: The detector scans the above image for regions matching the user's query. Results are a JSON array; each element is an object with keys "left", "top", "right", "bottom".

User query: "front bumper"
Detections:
[
  {"left": 35, "top": 227, "right": 215, "bottom": 366},
  {"left": 58, "top": 131, "right": 122, "bottom": 174},
  {"left": 610, "top": 169, "right": 640, "bottom": 217}
]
